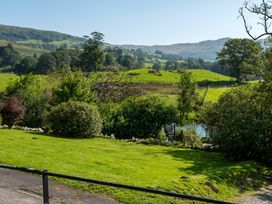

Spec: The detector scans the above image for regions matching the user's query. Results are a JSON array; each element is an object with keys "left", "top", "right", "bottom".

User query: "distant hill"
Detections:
[
  {"left": 0, "top": 24, "right": 85, "bottom": 52},
  {"left": 0, "top": 24, "right": 229, "bottom": 60},
  {"left": 118, "top": 38, "right": 229, "bottom": 61}
]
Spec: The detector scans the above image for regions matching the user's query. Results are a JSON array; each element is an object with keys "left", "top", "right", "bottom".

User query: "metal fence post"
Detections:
[{"left": 42, "top": 170, "right": 49, "bottom": 204}]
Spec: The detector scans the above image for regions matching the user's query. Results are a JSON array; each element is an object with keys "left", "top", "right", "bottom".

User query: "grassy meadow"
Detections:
[
  {"left": 0, "top": 73, "right": 19, "bottom": 92},
  {"left": 0, "top": 129, "right": 268, "bottom": 204},
  {"left": 91, "top": 68, "right": 234, "bottom": 84}
]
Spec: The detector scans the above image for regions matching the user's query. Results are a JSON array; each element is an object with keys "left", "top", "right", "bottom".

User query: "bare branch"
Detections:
[{"left": 239, "top": 0, "right": 272, "bottom": 40}]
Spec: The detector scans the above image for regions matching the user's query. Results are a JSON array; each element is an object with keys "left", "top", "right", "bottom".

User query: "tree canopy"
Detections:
[{"left": 217, "top": 38, "right": 262, "bottom": 83}]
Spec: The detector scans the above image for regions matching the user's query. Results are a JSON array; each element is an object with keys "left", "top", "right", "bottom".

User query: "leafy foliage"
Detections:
[
  {"left": 177, "top": 71, "right": 198, "bottom": 125},
  {"left": 6, "top": 74, "right": 49, "bottom": 127},
  {"left": 0, "top": 96, "right": 25, "bottom": 127},
  {"left": 14, "top": 56, "right": 37, "bottom": 74},
  {"left": 52, "top": 70, "right": 96, "bottom": 104},
  {"left": 0, "top": 44, "right": 21, "bottom": 68},
  {"left": 111, "top": 96, "right": 177, "bottom": 139},
  {"left": 47, "top": 101, "right": 102, "bottom": 138},
  {"left": 217, "top": 38, "right": 262, "bottom": 83},
  {"left": 203, "top": 83, "right": 272, "bottom": 164},
  {"left": 80, "top": 32, "right": 105, "bottom": 71}
]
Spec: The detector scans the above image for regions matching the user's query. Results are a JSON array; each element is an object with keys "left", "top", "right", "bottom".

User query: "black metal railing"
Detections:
[{"left": 0, "top": 164, "right": 237, "bottom": 204}]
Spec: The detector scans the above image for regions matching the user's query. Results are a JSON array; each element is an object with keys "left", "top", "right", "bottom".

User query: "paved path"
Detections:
[
  {"left": 0, "top": 168, "right": 120, "bottom": 204},
  {"left": 239, "top": 185, "right": 272, "bottom": 204}
]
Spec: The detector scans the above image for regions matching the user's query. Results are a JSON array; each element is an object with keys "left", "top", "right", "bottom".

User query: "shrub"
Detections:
[
  {"left": 203, "top": 83, "right": 272, "bottom": 164},
  {"left": 99, "top": 103, "right": 119, "bottom": 136},
  {"left": 0, "top": 96, "right": 25, "bottom": 127},
  {"left": 47, "top": 101, "right": 102, "bottom": 138},
  {"left": 6, "top": 74, "right": 50, "bottom": 128},
  {"left": 0, "top": 114, "right": 2, "bottom": 126},
  {"left": 52, "top": 70, "right": 96, "bottom": 104},
  {"left": 112, "top": 96, "right": 177, "bottom": 139}
]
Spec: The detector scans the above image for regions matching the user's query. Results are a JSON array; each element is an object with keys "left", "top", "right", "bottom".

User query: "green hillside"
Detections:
[
  {"left": 118, "top": 38, "right": 229, "bottom": 60},
  {"left": 0, "top": 39, "right": 47, "bottom": 56},
  {"left": 91, "top": 68, "right": 234, "bottom": 84},
  {"left": 0, "top": 24, "right": 85, "bottom": 51}
]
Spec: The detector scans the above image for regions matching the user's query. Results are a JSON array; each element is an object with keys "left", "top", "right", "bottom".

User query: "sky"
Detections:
[{"left": 0, "top": 0, "right": 263, "bottom": 45}]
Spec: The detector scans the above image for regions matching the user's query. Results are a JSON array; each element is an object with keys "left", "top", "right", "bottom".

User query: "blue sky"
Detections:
[{"left": 0, "top": 0, "right": 261, "bottom": 45}]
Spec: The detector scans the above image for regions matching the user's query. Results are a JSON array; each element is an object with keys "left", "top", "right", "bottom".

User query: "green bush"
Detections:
[
  {"left": 0, "top": 114, "right": 2, "bottom": 126},
  {"left": 52, "top": 70, "right": 96, "bottom": 104},
  {"left": 203, "top": 83, "right": 272, "bottom": 164},
  {"left": 6, "top": 74, "right": 49, "bottom": 128},
  {"left": 99, "top": 103, "right": 119, "bottom": 136},
  {"left": 112, "top": 96, "right": 177, "bottom": 139},
  {"left": 47, "top": 101, "right": 102, "bottom": 138}
]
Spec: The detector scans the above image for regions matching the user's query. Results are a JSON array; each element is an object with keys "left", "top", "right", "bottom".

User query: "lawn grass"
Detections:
[
  {"left": 91, "top": 68, "right": 234, "bottom": 84},
  {"left": 0, "top": 129, "right": 268, "bottom": 203},
  {"left": 0, "top": 73, "right": 19, "bottom": 92}
]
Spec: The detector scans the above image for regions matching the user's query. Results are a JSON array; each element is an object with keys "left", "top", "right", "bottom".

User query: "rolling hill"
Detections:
[
  {"left": 118, "top": 38, "right": 229, "bottom": 60},
  {"left": 0, "top": 24, "right": 85, "bottom": 52},
  {"left": 0, "top": 24, "right": 230, "bottom": 60}
]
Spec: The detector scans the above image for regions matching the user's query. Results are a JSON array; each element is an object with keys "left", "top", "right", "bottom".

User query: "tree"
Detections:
[
  {"left": 52, "top": 70, "right": 96, "bottom": 104},
  {"left": 52, "top": 48, "right": 71, "bottom": 71},
  {"left": 239, "top": 0, "right": 272, "bottom": 81},
  {"left": 177, "top": 71, "right": 197, "bottom": 126},
  {"left": 120, "top": 54, "right": 136, "bottom": 69},
  {"left": 0, "top": 44, "right": 21, "bottom": 68},
  {"left": 104, "top": 53, "right": 115, "bottom": 66},
  {"left": 239, "top": 0, "right": 272, "bottom": 40},
  {"left": 35, "top": 53, "right": 57, "bottom": 74},
  {"left": 217, "top": 39, "right": 262, "bottom": 83},
  {"left": 14, "top": 56, "right": 37, "bottom": 74},
  {"left": 152, "top": 62, "right": 161, "bottom": 70},
  {"left": 80, "top": 32, "right": 105, "bottom": 71}
]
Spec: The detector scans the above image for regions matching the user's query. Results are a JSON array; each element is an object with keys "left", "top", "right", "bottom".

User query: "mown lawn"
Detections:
[
  {"left": 0, "top": 129, "right": 267, "bottom": 204},
  {"left": 91, "top": 68, "right": 234, "bottom": 84}
]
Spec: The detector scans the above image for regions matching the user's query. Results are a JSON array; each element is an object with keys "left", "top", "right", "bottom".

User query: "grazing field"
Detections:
[
  {"left": 91, "top": 68, "right": 234, "bottom": 84},
  {"left": 0, "top": 39, "right": 47, "bottom": 56},
  {"left": 0, "top": 73, "right": 19, "bottom": 92},
  {"left": 0, "top": 129, "right": 267, "bottom": 204},
  {"left": 149, "top": 87, "right": 232, "bottom": 106}
]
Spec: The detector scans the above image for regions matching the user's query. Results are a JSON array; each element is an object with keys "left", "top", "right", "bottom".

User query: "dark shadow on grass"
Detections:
[
  {"left": 28, "top": 131, "right": 97, "bottom": 140},
  {"left": 164, "top": 149, "right": 268, "bottom": 193},
  {"left": 256, "top": 193, "right": 272, "bottom": 202}
]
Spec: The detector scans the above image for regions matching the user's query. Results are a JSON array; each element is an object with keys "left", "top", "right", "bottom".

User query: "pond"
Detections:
[{"left": 180, "top": 124, "right": 207, "bottom": 137}]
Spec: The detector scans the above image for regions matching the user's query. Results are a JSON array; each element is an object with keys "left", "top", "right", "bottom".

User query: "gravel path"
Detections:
[
  {"left": 239, "top": 185, "right": 272, "bottom": 204},
  {"left": 0, "top": 168, "right": 120, "bottom": 204}
]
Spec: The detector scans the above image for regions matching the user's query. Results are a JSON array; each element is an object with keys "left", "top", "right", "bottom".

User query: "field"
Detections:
[
  {"left": 0, "top": 73, "right": 19, "bottom": 92},
  {"left": 0, "top": 71, "right": 233, "bottom": 105},
  {"left": 0, "top": 129, "right": 267, "bottom": 204},
  {"left": 91, "top": 68, "right": 234, "bottom": 84},
  {"left": 0, "top": 39, "right": 47, "bottom": 56}
]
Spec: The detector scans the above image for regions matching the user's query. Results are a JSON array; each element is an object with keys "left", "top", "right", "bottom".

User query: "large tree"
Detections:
[
  {"left": 80, "top": 32, "right": 105, "bottom": 71},
  {"left": 0, "top": 44, "right": 21, "bottom": 68},
  {"left": 217, "top": 38, "right": 262, "bottom": 83}
]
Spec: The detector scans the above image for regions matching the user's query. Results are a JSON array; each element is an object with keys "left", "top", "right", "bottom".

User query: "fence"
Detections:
[{"left": 0, "top": 164, "right": 237, "bottom": 204}]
